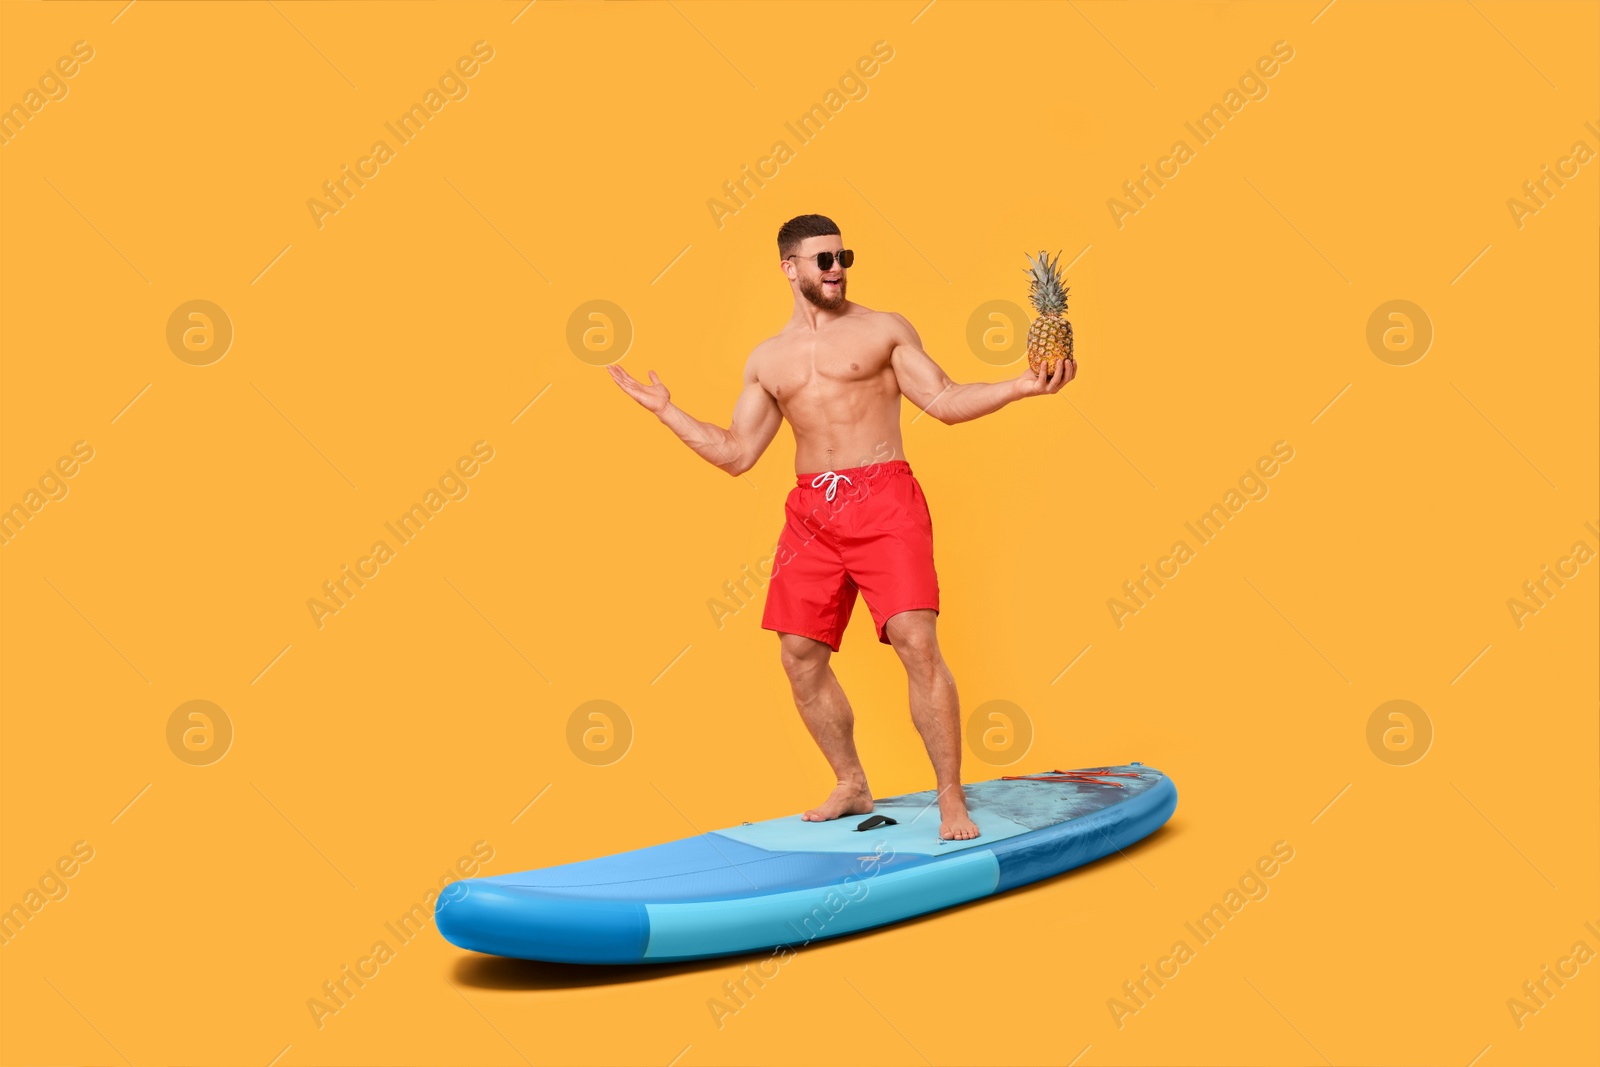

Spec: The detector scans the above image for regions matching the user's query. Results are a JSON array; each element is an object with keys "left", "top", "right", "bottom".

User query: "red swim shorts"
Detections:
[{"left": 760, "top": 459, "right": 940, "bottom": 652}]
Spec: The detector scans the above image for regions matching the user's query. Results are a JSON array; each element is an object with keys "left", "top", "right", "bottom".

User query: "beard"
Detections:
[{"left": 799, "top": 274, "right": 846, "bottom": 310}]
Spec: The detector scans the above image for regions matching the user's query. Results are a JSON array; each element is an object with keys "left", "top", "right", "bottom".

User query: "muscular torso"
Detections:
[{"left": 753, "top": 304, "right": 906, "bottom": 474}]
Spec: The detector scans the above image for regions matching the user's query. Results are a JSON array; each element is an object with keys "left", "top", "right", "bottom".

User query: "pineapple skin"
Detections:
[
  {"left": 1023, "top": 249, "right": 1074, "bottom": 374},
  {"left": 1026, "top": 313, "right": 1074, "bottom": 375}
]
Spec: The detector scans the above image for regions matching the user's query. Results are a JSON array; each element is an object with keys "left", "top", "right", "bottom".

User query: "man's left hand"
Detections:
[{"left": 1016, "top": 355, "right": 1076, "bottom": 397}]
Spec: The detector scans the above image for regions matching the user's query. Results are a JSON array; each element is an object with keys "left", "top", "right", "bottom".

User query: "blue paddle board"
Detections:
[{"left": 436, "top": 763, "right": 1176, "bottom": 964}]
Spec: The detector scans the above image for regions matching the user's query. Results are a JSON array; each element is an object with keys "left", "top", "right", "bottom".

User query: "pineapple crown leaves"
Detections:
[{"left": 1022, "top": 248, "right": 1070, "bottom": 315}]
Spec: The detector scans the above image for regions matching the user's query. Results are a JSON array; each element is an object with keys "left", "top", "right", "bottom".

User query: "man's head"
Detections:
[{"left": 778, "top": 214, "right": 849, "bottom": 311}]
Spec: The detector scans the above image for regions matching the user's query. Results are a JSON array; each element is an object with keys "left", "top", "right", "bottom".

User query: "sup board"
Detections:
[{"left": 436, "top": 763, "right": 1176, "bottom": 964}]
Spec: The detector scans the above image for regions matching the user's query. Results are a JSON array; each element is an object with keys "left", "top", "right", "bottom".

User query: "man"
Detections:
[{"left": 609, "top": 213, "right": 1074, "bottom": 840}]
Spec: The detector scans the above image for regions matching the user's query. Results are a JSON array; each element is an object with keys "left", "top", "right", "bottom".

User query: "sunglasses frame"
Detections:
[{"left": 784, "top": 249, "right": 855, "bottom": 271}]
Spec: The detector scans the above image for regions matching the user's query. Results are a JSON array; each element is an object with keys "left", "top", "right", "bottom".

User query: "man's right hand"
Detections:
[{"left": 607, "top": 364, "right": 671, "bottom": 415}]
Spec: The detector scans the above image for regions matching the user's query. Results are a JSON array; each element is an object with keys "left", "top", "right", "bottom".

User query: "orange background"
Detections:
[{"left": 1, "top": 1, "right": 1596, "bottom": 1065}]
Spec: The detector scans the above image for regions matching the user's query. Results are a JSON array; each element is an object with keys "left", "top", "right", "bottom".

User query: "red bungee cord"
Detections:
[{"left": 1000, "top": 768, "right": 1144, "bottom": 787}]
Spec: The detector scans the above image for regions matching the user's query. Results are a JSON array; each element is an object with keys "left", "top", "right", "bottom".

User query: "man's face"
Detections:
[{"left": 791, "top": 237, "right": 847, "bottom": 310}]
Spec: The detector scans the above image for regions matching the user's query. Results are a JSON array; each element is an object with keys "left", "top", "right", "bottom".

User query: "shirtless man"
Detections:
[{"left": 608, "top": 213, "right": 1074, "bottom": 840}]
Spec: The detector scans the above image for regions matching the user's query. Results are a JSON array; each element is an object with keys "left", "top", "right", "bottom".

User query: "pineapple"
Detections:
[{"left": 1024, "top": 249, "right": 1074, "bottom": 375}]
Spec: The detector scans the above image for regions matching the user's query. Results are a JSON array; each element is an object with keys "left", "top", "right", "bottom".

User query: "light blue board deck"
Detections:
[{"left": 435, "top": 763, "right": 1177, "bottom": 964}]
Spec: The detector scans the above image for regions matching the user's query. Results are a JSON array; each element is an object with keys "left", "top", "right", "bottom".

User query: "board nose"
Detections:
[{"left": 436, "top": 880, "right": 650, "bottom": 964}]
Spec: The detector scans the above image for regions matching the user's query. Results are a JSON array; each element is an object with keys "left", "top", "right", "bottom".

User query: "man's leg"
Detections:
[
  {"left": 779, "top": 631, "right": 875, "bottom": 821},
  {"left": 884, "top": 609, "right": 977, "bottom": 840}
]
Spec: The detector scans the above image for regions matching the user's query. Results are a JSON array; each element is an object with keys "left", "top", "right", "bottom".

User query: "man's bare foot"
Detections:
[
  {"left": 939, "top": 793, "right": 980, "bottom": 840},
  {"left": 801, "top": 781, "right": 875, "bottom": 822}
]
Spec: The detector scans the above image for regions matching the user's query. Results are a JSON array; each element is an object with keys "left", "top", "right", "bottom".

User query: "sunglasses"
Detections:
[{"left": 785, "top": 249, "right": 855, "bottom": 271}]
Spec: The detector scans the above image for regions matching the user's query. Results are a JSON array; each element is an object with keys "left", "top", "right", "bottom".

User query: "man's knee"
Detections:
[
  {"left": 779, "top": 633, "right": 831, "bottom": 679},
  {"left": 886, "top": 610, "right": 940, "bottom": 669}
]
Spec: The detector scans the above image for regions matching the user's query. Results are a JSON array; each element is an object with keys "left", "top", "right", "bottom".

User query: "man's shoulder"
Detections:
[
  {"left": 747, "top": 333, "right": 787, "bottom": 364},
  {"left": 744, "top": 334, "right": 788, "bottom": 382},
  {"left": 843, "top": 302, "right": 898, "bottom": 323},
  {"left": 821, "top": 304, "right": 907, "bottom": 341},
  {"left": 864, "top": 307, "right": 916, "bottom": 345},
  {"left": 857, "top": 305, "right": 909, "bottom": 330}
]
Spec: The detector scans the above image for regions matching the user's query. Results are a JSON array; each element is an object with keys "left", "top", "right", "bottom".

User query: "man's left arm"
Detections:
[{"left": 887, "top": 312, "right": 1074, "bottom": 425}]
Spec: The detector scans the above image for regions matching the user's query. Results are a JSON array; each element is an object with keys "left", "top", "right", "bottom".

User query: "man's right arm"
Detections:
[{"left": 610, "top": 353, "right": 782, "bottom": 476}]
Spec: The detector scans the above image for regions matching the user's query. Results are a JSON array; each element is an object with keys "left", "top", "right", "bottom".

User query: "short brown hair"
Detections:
[{"left": 777, "top": 214, "right": 841, "bottom": 259}]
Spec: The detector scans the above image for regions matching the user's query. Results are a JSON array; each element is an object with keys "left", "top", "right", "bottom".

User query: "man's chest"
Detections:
[{"left": 763, "top": 330, "right": 895, "bottom": 401}]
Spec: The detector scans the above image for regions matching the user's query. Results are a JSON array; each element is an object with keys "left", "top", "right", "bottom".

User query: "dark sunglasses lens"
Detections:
[
  {"left": 816, "top": 252, "right": 834, "bottom": 270},
  {"left": 839, "top": 250, "right": 854, "bottom": 268}
]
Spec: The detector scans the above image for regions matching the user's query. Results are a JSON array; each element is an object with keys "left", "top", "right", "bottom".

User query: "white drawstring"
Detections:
[{"left": 811, "top": 470, "right": 853, "bottom": 501}]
